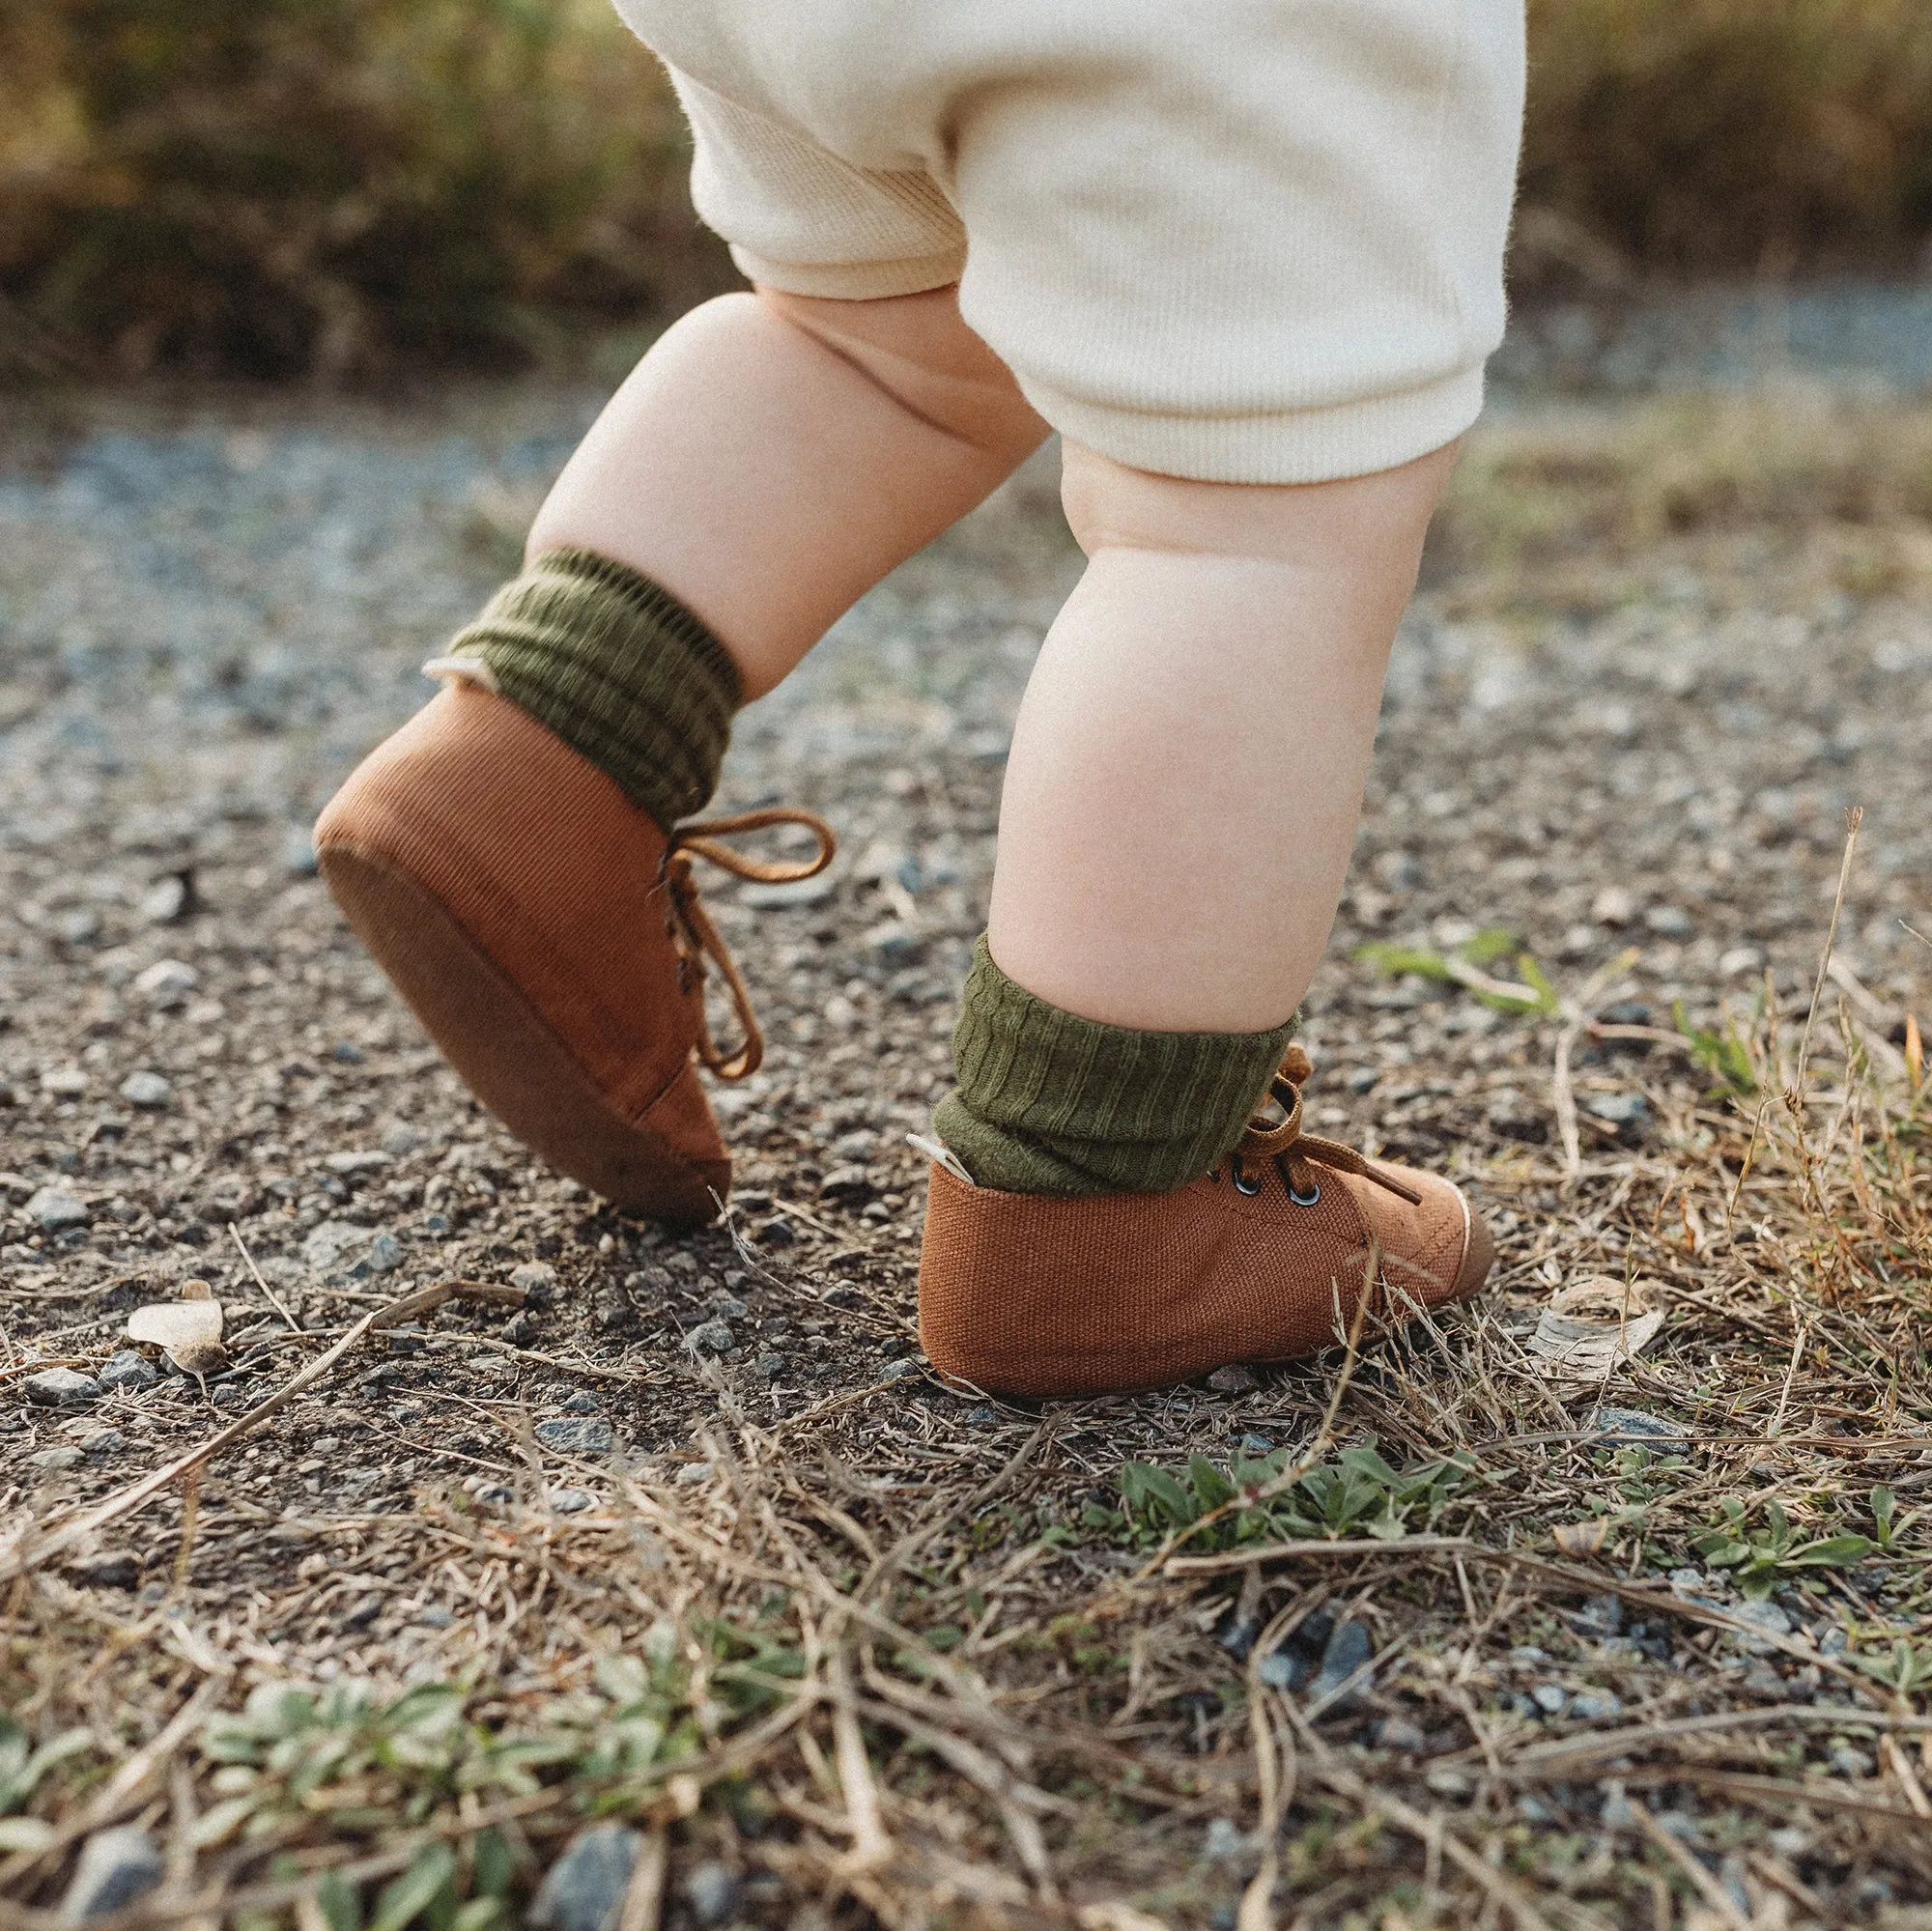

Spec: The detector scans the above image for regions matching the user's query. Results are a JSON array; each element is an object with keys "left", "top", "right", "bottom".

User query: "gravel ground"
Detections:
[{"left": 3, "top": 373, "right": 1931, "bottom": 1925}]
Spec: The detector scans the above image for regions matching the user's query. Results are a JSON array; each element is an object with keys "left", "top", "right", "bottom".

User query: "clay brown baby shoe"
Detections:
[
  {"left": 313, "top": 678, "right": 831, "bottom": 1222},
  {"left": 918, "top": 1050, "right": 1492, "bottom": 1396}
]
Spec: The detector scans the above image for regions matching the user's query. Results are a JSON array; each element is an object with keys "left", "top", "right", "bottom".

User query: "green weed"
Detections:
[
  {"left": 1690, "top": 1497, "right": 1873, "bottom": 1602},
  {"left": 1357, "top": 931, "right": 1560, "bottom": 1018},
  {"left": 1672, "top": 1000, "right": 1758, "bottom": 1097},
  {"left": 1084, "top": 1444, "right": 1483, "bottom": 1553}
]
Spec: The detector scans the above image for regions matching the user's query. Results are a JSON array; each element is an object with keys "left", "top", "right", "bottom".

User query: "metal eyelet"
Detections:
[
  {"left": 1233, "top": 1167, "right": 1264, "bottom": 1198},
  {"left": 1289, "top": 1179, "right": 1321, "bottom": 1207}
]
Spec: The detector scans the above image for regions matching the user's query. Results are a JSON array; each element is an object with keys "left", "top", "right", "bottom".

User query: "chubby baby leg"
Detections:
[
  {"left": 528, "top": 284, "right": 1047, "bottom": 698},
  {"left": 988, "top": 438, "right": 1459, "bottom": 1034}
]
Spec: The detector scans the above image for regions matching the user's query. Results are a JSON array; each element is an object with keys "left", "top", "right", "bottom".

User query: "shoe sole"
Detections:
[{"left": 321, "top": 841, "right": 724, "bottom": 1223}]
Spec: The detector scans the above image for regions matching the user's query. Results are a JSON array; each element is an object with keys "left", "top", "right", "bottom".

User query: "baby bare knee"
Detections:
[
  {"left": 754, "top": 284, "right": 1046, "bottom": 460},
  {"left": 1060, "top": 440, "right": 1460, "bottom": 565}
]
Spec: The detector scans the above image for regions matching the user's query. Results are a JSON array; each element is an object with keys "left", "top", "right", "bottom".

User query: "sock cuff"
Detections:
[
  {"left": 935, "top": 934, "right": 1298, "bottom": 1196},
  {"left": 448, "top": 547, "right": 742, "bottom": 830}
]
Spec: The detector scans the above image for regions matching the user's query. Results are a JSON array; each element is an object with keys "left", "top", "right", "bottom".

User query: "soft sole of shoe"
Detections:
[{"left": 321, "top": 840, "right": 725, "bottom": 1223}]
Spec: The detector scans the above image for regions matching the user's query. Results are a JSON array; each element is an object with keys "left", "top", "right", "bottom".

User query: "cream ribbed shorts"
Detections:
[{"left": 611, "top": 1, "right": 1524, "bottom": 485}]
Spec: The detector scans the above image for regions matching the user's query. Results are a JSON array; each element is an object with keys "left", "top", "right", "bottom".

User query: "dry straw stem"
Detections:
[{"left": 0, "top": 1278, "right": 526, "bottom": 1586}]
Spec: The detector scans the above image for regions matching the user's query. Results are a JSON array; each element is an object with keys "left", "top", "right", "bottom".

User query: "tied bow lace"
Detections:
[
  {"left": 1230, "top": 1045, "right": 1422, "bottom": 1206},
  {"left": 658, "top": 809, "right": 836, "bottom": 1082}
]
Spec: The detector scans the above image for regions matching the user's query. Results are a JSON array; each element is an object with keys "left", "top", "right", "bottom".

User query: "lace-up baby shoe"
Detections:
[
  {"left": 918, "top": 1047, "right": 1492, "bottom": 1396},
  {"left": 314, "top": 676, "right": 831, "bottom": 1221}
]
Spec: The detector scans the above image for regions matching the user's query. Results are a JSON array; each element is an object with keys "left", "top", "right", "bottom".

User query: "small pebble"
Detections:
[
  {"left": 753, "top": 1349, "right": 786, "bottom": 1379},
  {"left": 366, "top": 1232, "right": 404, "bottom": 1273},
  {"left": 547, "top": 1488, "right": 595, "bottom": 1514},
  {"left": 535, "top": 1417, "right": 614, "bottom": 1456},
  {"left": 529, "top": 1822, "right": 640, "bottom": 1931},
  {"left": 80, "top": 1430, "right": 128, "bottom": 1457},
  {"left": 1239, "top": 1434, "right": 1276, "bottom": 1456},
  {"left": 1376, "top": 1717, "right": 1426, "bottom": 1751},
  {"left": 26, "top": 1367, "right": 100, "bottom": 1406},
  {"left": 41, "top": 1066, "right": 90, "bottom": 1097},
  {"left": 117, "top": 1070, "right": 172, "bottom": 1109},
  {"left": 881, "top": 1357, "right": 920, "bottom": 1381},
  {"left": 1531, "top": 1684, "right": 1568, "bottom": 1715},
  {"left": 32, "top": 1447, "right": 84, "bottom": 1472},
  {"left": 58, "top": 1826, "right": 165, "bottom": 1923},
  {"left": 1308, "top": 1619, "right": 1374, "bottom": 1708},
  {"left": 72, "top": 1552, "right": 139, "bottom": 1589},
  {"left": 1590, "top": 1408, "right": 1690, "bottom": 1450},
  {"left": 132, "top": 958, "right": 198, "bottom": 1003},
  {"left": 683, "top": 1319, "right": 735, "bottom": 1355},
  {"left": 1207, "top": 1363, "right": 1259, "bottom": 1394},
  {"left": 26, "top": 1187, "right": 91, "bottom": 1233},
  {"left": 682, "top": 1862, "right": 740, "bottom": 1928},
  {"left": 1569, "top": 1690, "right": 1623, "bottom": 1720},
  {"left": 511, "top": 1261, "right": 558, "bottom": 1305}
]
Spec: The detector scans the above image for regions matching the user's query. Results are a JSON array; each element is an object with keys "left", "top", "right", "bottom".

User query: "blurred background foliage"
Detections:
[{"left": 2, "top": 0, "right": 1929, "bottom": 383}]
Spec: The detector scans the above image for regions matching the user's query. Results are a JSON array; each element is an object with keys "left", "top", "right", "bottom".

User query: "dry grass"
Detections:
[
  {"left": 3, "top": 904, "right": 1930, "bottom": 1925},
  {"left": 1431, "top": 386, "right": 1932, "bottom": 609}
]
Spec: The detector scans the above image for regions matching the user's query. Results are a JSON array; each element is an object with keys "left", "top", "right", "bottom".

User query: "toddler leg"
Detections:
[
  {"left": 528, "top": 286, "right": 1047, "bottom": 698},
  {"left": 923, "top": 440, "right": 1494, "bottom": 1394},
  {"left": 316, "top": 285, "right": 1043, "bottom": 1217}
]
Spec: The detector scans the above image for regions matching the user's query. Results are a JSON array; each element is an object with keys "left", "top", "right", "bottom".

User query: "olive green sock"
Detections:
[
  {"left": 933, "top": 936, "right": 1298, "bottom": 1196},
  {"left": 445, "top": 547, "right": 742, "bottom": 830}
]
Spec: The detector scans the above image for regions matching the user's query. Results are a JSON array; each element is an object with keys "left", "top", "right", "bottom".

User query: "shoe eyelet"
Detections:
[
  {"left": 1290, "top": 1180, "right": 1321, "bottom": 1207},
  {"left": 1233, "top": 1168, "right": 1263, "bottom": 1198}
]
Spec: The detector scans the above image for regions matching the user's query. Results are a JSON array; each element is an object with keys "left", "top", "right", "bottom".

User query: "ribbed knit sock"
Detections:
[
  {"left": 444, "top": 547, "right": 742, "bottom": 830},
  {"left": 932, "top": 936, "right": 1298, "bottom": 1196}
]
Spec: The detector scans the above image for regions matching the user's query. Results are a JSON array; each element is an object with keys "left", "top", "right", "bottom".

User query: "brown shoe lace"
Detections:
[
  {"left": 1229, "top": 1045, "right": 1423, "bottom": 1206},
  {"left": 657, "top": 809, "right": 837, "bottom": 1082}
]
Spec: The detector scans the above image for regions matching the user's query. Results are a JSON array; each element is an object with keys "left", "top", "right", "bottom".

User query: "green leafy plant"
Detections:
[
  {"left": 1690, "top": 1498, "right": 1872, "bottom": 1601},
  {"left": 0, "top": 1716, "right": 95, "bottom": 1852},
  {"left": 1089, "top": 1444, "right": 1482, "bottom": 1552},
  {"left": 1854, "top": 1639, "right": 1932, "bottom": 1699},
  {"left": 196, "top": 1626, "right": 711, "bottom": 1851},
  {"left": 1356, "top": 932, "right": 1560, "bottom": 1017},
  {"left": 1868, "top": 1485, "right": 1922, "bottom": 1552},
  {"left": 1672, "top": 999, "right": 1757, "bottom": 1096}
]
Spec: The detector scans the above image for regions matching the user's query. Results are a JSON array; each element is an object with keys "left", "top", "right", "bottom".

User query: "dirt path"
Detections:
[{"left": 2, "top": 383, "right": 1930, "bottom": 1925}]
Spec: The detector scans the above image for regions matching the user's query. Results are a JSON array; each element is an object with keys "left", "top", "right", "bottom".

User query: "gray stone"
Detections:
[
  {"left": 530, "top": 1823, "right": 642, "bottom": 1931},
  {"left": 753, "top": 1349, "right": 786, "bottom": 1380},
  {"left": 366, "top": 1232, "right": 404, "bottom": 1274},
  {"left": 535, "top": 1417, "right": 614, "bottom": 1456},
  {"left": 26, "top": 1367, "right": 100, "bottom": 1406},
  {"left": 139, "top": 874, "right": 191, "bottom": 924},
  {"left": 1531, "top": 1684, "right": 1568, "bottom": 1715},
  {"left": 1375, "top": 1717, "right": 1426, "bottom": 1751},
  {"left": 32, "top": 1447, "right": 84, "bottom": 1472},
  {"left": 881, "top": 1357, "right": 920, "bottom": 1382},
  {"left": 683, "top": 1319, "right": 736, "bottom": 1356},
  {"left": 131, "top": 958, "right": 198, "bottom": 1003},
  {"left": 80, "top": 1430, "right": 127, "bottom": 1457},
  {"left": 511, "top": 1261, "right": 558, "bottom": 1296},
  {"left": 683, "top": 1863, "right": 738, "bottom": 1927},
  {"left": 283, "top": 829, "right": 319, "bottom": 876},
  {"left": 1308, "top": 1620, "right": 1374, "bottom": 1708},
  {"left": 1569, "top": 1690, "right": 1623, "bottom": 1720},
  {"left": 117, "top": 1070, "right": 172, "bottom": 1109},
  {"left": 302, "top": 1220, "right": 372, "bottom": 1270},
  {"left": 559, "top": 1389, "right": 600, "bottom": 1413},
  {"left": 547, "top": 1488, "right": 595, "bottom": 1514},
  {"left": 1644, "top": 904, "right": 1696, "bottom": 938},
  {"left": 26, "top": 1187, "right": 91, "bottom": 1232},
  {"left": 1207, "top": 1363, "right": 1259, "bottom": 1394},
  {"left": 818, "top": 1163, "right": 873, "bottom": 1200},
  {"left": 59, "top": 1826, "right": 164, "bottom": 1924},
  {"left": 1589, "top": 1408, "right": 1690, "bottom": 1450},
  {"left": 707, "top": 1293, "right": 749, "bottom": 1320},
  {"left": 325, "top": 1150, "right": 391, "bottom": 1176},
  {"left": 381, "top": 1122, "right": 428, "bottom": 1155},
  {"left": 1829, "top": 1744, "right": 1876, "bottom": 1780},
  {"left": 72, "top": 1552, "right": 139, "bottom": 1589},
  {"left": 41, "top": 1067, "right": 90, "bottom": 1097}
]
